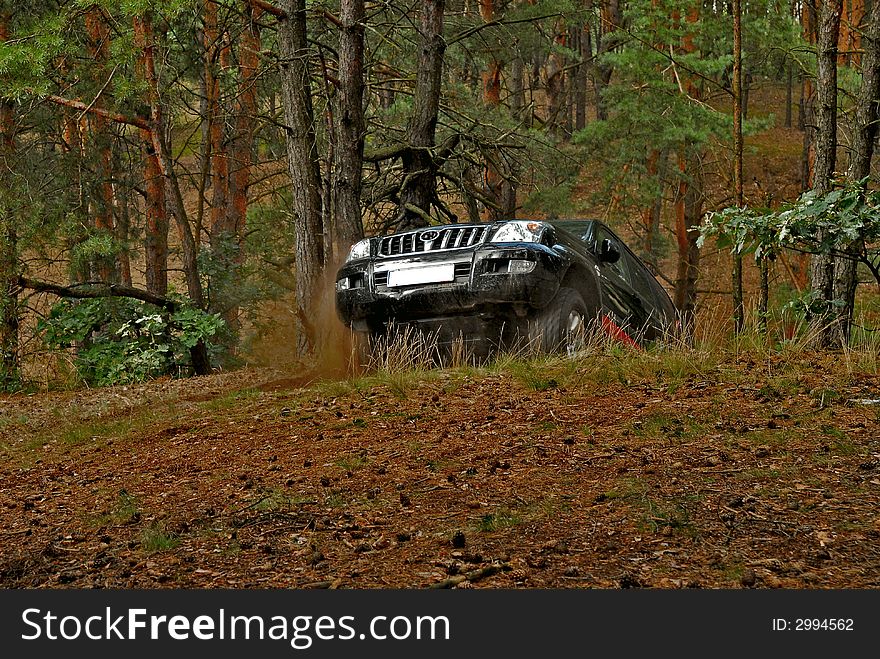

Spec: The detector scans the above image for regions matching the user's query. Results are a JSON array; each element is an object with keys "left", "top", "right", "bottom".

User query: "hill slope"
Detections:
[{"left": 2, "top": 350, "right": 879, "bottom": 589}]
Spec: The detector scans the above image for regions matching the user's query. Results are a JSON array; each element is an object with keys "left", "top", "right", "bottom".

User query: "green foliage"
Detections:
[
  {"left": 39, "top": 297, "right": 224, "bottom": 386},
  {"left": 70, "top": 232, "right": 124, "bottom": 274},
  {"left": 572, "top": 0, "right": 799, "bottom": 226},
  {"left": 700, "top": 179, "right": 880, "bottom": 260},
  {"left": 140, "top": 523, "right": 180, "bottom": 552},
  {"left": 701, "top": 181, "right": 880, "bottom": 324}
]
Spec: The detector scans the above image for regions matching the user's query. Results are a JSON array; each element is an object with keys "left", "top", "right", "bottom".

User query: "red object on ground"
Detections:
[{"left": 601, "top": 314, "right": 641, "bottom": 350}]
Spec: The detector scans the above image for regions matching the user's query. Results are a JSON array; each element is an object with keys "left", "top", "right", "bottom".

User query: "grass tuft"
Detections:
[{"left": 141, "top": 524, "right": 180, "bottom": 552}]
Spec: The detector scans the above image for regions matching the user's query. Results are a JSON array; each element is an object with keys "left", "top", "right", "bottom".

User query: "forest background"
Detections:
[{"left": 1, "top": 0, "right": 877, "bottom": 389}]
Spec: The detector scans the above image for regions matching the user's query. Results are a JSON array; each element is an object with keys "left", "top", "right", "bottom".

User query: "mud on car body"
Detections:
[{"left": 335, "top": 219, "right": 677, "bottom": 354}]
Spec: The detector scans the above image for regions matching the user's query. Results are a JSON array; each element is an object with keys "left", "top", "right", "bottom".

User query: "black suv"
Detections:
[{"left": 335, "top": 219, "right": 677, "bottom": 353}]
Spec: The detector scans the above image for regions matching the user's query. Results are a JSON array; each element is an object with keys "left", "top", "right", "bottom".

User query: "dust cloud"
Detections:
[{"left": 244, "top": 271, "right": 366, "bottom": 387}]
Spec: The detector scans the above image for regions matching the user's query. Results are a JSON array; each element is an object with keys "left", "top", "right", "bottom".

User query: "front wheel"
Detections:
[{"left": 528, "top": 287, "right": 589, "bottom": 355}]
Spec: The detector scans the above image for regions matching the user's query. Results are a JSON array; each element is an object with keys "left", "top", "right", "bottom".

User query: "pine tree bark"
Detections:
[
  {"left": 809, "top": 0, "right": 843, "bottom": 347},
  {"left": 732, "top": 0, "right": 745, "bottom": 333},
  {"left": 206, "top": 1, "right": 231, "bottom": 243},
  {"left": 211, "top": 4, "right": 262, "bottom": 334},
  {"left": 226, "top": 6, "right": 261, "bottom": 239},
  {"left": 673, "top": 150, "right": 702, "bottom": 335},
  {"left": 847, "top": 3, "right": 880, "bottom": 183},
  {"left": 479, "top": 0, "right": 515, "bottom": 221},
  {"left": 833, "top": 1, "right": 880, "bottom": 343},
  {"left": 593, "top": 0, "right": 622, "bottom": 120},
  {"left": 640, "top": 149, "right": 664, "bottom": 259},
  {"left": 785, "top": 62, "right": 793, "bottom": 128},
  {"left": 396, "top": 0, "right": 446, "bottom": 230},
  {"left": 545, "top": 20, "right": 567, "bottom": 134},
  {"left": 0, "top": 10, "right": 17, "bottom": 389},
  {"left": 510, "top": 54, "right": 525, "bottom": 119},
  {"left": 672, "top": 6, "right": 703, "bottom": 337},
  {"left": 839, "top": 0, "right": 865, "bottom": 65},
  {"left": 278, "top": 0, "right": 326, "bottom": 353},
  {"left": 575, "top": 23, "right": 588, "bottom": 131},
  {"left": 332, "top": 0, "right": 366, "bottom": 262},
  {"left": 141, "top": 128, "right": 169, "bottom": 296},
  {"left": 134, "top": 13, "right": 210, "bottom": 374},
  {"left": 85, "top": 7, "right": 118, "bottom": 283},
  {"left": 800, "top": 2, "right": 817, "bottom": 190}
]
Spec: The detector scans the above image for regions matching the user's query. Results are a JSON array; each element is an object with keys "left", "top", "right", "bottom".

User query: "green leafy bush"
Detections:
[
  {"left": 699, "top": 179, "right": 880, "bottom": 260},
  {"left": 40, "top": 297, "right": 224, "bottom": 386}
]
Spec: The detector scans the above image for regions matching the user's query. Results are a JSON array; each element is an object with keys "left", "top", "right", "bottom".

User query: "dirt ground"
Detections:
[{"left": 2, "top": 350, "right": 879, "bottom": 589}]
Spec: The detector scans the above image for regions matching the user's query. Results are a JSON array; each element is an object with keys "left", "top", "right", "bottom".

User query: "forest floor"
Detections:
[{"left": 2, "top": 344, "right": 880, "bottom": 589}]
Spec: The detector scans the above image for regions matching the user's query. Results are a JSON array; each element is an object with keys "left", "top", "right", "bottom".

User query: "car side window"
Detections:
[
  {"left": 594, "top": 228, "right": 631, "bottom": 285},
  {"left": 621, "top": 251, "right": 658, "bottom": 308}
]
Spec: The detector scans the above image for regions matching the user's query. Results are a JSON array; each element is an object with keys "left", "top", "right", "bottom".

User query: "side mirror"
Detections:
[{"left": 599, "top": 238, "right": 620, "bottom": 264}]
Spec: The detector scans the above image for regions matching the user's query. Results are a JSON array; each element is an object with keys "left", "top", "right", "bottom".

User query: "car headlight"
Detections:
[
  {"left": 490, "top": 221, "right": 544, "bottom": 243},
  {"left": 346, "top": 238, "right": 371, "bottom": 262}
]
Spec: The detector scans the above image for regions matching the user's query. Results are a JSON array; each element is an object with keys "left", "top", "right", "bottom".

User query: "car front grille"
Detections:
[{"left": 378, "top": 226, "right": 488, "bottom": 256}]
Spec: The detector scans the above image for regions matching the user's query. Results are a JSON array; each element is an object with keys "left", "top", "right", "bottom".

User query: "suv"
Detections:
[{"left": 335, "top": 219, "right": 677, "bottom": 353}]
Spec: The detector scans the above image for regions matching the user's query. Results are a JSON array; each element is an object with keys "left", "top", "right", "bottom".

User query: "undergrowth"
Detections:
[{"left": 309, "top": 310, "right": 880, "bottom": 400}]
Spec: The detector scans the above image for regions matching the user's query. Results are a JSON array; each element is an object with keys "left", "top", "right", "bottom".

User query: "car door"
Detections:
[
  {"left": 617, "top": 248, "right": 670, "bottom": 341},
  {"left": 591, "top": 226, "right": 653, "bottom": 339}
]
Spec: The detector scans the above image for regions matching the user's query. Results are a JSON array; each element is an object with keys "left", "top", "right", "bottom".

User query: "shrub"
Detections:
[{"left": 39, "top": 297, "right": 224, "bottom": 386}]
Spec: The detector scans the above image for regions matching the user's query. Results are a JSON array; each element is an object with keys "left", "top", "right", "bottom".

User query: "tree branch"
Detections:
[
  {"left": 43, "top": 94, "right": 149, "bottom": 130},
  {"left": 247, "top": 0, "right": 287, "bottom": 19},
  {"left": 19, "top": 277, "right": 179, "bottom": 311},
  {"left": 363, "top": 143, "right": 409, "bottom": 163}
]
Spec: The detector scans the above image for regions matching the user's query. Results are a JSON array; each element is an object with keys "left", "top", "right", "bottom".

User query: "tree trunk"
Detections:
[
  {"left": 809, "top": 0, "right": 843, "bottom": 347},
  {"left": 672, "top": 5, "right": 703, "bottom": 337},
  {"left": 673, "top": 151, "right": 702, "bottom": 335},
  {"left": 114, "top": 154, "right": 133, "bottom": 287},
  {"left": 375, "top": 64, "right": 396, "bottom": 109},
  {"left": 785, "top": 61, "right": 793, "bottom": 128},
  {"left": 333, "top": 0, "right": 366, "bottom": 262},
  {"left": 229, "top": 5, "right": 261, "bottom": 241},
  {"left": 800, "top": 2, "right": 817, "bottom": 189},
  {"left": 0, "top": 216, "right": 16, "bottom": 390},
  {"left": 575, "top": 23, "right": 589, "bottom": 131},
  {"left": 732, "top": 0, "right": 745, "bottom": 333},
  {"left": 279, "top": 0, "right": 326, "bottom": 353},
  {"left": 396, "top": 0, "right": 446, "bottom": 230},
  {"left": 211, "top": 4, "right": 262, "bottom": 336},
  {"left": 545, "top": 21, "right": 567, "bottom": 135},
  {"left": 0, "top": 11, "right": 17, "bottom": 388},
  {"left": 134, "top": 13, "right": 211, "bottom": 374},
  {"left": 478, "top": 0, "right": 515, "bottom": 221},
  {"left": 640, "top": 149, "right": 662, "bottom": 259},
  {"left": 206, "top": 0, "right": 230, "bottom": 245},
  {"left": 510, "top": 54, "right": 525, "bottom": 119},
  {"left": 833, "top": 1, "right": 880, "bottom": 344},
  {"left": 141, "top": 128, "right": 169, "bottom": 296},
  {"left": 593, "top": 0, "right": 621, "bottom": 120},
  {"left": 85, "top": 7, "right": 118, "bottom": 284},
  {"left": 840, "top": 0, "right": 865, "bottom": 65},
  {"left": 846, "top": 1, "right": 880, "bottom": 184}
]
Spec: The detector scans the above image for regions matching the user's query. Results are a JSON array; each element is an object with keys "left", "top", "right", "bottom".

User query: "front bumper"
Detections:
[{"left": 335, "top": 244, "right": 565, "bottom": 331}]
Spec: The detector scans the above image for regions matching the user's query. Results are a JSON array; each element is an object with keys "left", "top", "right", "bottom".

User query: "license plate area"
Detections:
[{"left": 386, "top": 263, "right": 456, "bottom": 288}]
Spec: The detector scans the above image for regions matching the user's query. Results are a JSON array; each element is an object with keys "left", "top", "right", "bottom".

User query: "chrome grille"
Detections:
[{"left": 378, "top": 226, "right": 488, "bottom": 256}]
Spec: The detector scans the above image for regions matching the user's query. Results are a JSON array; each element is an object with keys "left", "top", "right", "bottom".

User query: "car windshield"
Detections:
[{"left": 547, "top": 220, "right": 595, "bottom": 244}]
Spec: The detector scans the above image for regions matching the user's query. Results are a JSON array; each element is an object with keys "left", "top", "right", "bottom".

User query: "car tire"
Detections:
[{"left": 528, "top": 287, "right": 589, "bottom": 355}]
